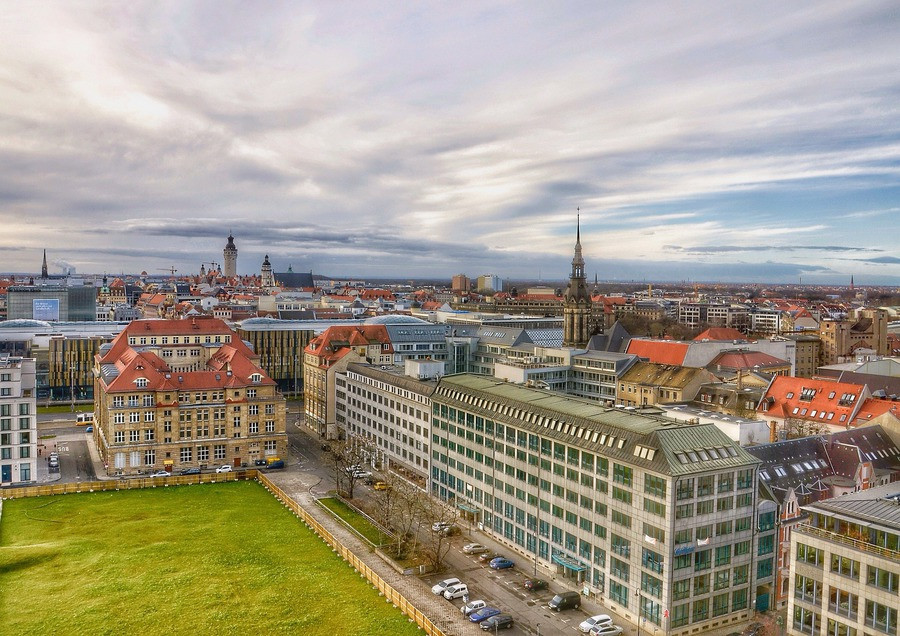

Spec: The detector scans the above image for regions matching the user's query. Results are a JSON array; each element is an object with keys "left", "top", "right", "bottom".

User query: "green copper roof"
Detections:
[{"left": 436, "top": 374, "right": 758, "bottom": 477}]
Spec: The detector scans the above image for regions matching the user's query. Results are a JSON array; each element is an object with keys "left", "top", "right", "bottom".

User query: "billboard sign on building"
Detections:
[{"left": 33, "top": 298, "right": 60, "bottom": 321}]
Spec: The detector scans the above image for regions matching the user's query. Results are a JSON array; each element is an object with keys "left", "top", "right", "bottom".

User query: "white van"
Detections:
[
  {"left": 76, "top": 412, "right": 94, "bottom": 424},
  {"left": 443, "top": 583, "right": 469, "bottom": 600}
]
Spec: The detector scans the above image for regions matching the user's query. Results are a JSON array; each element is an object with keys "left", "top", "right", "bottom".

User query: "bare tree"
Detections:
[
  {"left": 324, "top": 436, "right": 375, "bottom": 498},
  {"left": 784, "top": 417, "right": 826, "bottom": 439},
  {"left": 421, "top": 494, "right": 459, "bottom": 571},
  {"left": 373, "top": 475, "right": 423, "bottom": 558}
]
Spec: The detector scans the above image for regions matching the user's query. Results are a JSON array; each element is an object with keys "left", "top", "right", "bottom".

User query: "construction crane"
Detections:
[
  {"left": 157, "top": 266, "right": 178, "bottom": 278},
  {"left": 200, "top": 261, "right": 220, "bottom": 274}
]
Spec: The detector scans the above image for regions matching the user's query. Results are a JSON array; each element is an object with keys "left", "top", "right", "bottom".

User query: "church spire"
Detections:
[
  {"left": 563, "top": 209, "right": 591, "bottom": 348},
  {"left": 41, "top": 249, "right": 48, "bottom": 278}
]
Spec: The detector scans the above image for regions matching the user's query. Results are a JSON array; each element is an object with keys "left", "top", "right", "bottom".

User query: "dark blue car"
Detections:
[
  {"left": 470, "top": 607, "right": 501, "bottom": 623},
  {"left": 490, "top": 557, "right": 515, "bottom": 570}
]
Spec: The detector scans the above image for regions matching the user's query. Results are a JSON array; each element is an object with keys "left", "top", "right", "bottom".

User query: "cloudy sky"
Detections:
[{"left": 1, "top": 1, "right": 898, "bottom": 284}]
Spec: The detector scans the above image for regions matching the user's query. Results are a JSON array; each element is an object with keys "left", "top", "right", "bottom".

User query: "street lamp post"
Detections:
[
  {"left": 536, "top": 623, "right": 541, "bottom": 636},
  {"left": 635, "top": 591, "right": 642, "bottom": 636}
]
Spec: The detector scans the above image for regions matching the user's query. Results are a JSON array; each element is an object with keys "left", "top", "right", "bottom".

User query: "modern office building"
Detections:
[
  {"left": 0, "top": 355, "right": 37, "bottom": 485},
  {"left": 93, "top": 318, "right": 287, "bottom": 475},
  {"left": 6, "top": 283, "right": 97, "bottom": 322},
  {"left": 788, "top": 481, "right": 900, "bottom": 636},
  {"left": 0, "top": 319, "right": 127, "bottom": 401},
  {"left": 234, "top": 317, "right": 316, "bottom": 396},
  {"left": 431, "top": 374, "right": 763, "bottom": 634}
]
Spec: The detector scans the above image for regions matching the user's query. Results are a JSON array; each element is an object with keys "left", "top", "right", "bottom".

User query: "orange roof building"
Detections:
[
  {"left": 302, "top": 325, "right": 394, "bottom": 439},
  {"left": 626, "top": 339, "right": 690, "bottom": 366},
  {"left": 93, "top": 318, "right": 287, "bottom": 476},
  {"left": 757, "top": 375, "right": 869, "bottom": 436}
]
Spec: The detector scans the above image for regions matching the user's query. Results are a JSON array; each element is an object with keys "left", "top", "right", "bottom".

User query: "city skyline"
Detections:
[{"left": 1, "top": 2, "right": 898, "bottom": 284}]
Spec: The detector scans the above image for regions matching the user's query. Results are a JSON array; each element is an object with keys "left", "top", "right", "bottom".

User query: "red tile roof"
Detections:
[
  {"left": 851, "top": 398, "right": 900, "bottom": 427},
  {"left": 758, "top": 375, "right": 866, "bottom": 426},
  {"left": 304, "top": 324, "right": 393, "bottom": 367},
  {"left": 626, "top": 339, "right": 690, "bottom": 366},
  {"left": 694, "top": 327, "right": 746, "bottom": 341}
]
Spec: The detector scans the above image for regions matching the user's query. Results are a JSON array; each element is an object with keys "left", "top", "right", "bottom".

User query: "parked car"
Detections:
[
  {"left": 432, "top": 521, "right": 454, "bottom": 532},
  {"left": 549, "top": 591, "right": 581, "bottom": 611},
  {"left": 352, "top": 470, "right": 372, "bottom": 479},
  {"left": 580, "top": 615, "right": 614, "bottom": 633},
  {"left": 178, "top": 467, "right": 201, "bottom": 475},
  {"left": 461, "top": 599, "right": 487, "bottom": 616},
  {"left": 431, "top": 577, "right": 461, "bottom": 595},
  {"left": 469, "top": 607, "right": 501, "bottom": 623},
  {"left": 84, "top": 426, "right": 93, "bottom": 433},
  {"left": 373, "top": 481, "right": 391, "bottom": 491},
  {"left": 215, "top": 465, "right": 233, "bottom": 473},
  {"left": 463, "top": 543, "right": 488, "bottom": 555},
  {"left": 48, "top": 457, "right": 60, "bottom": 469},
  {"left": 443, "top": 583, "right": 469, "bottom": 600},
  {"left": 741, "top": 622, "right": 764, "bottom": 636},
  {"left": 149, "top": 471, "right": 171, "bottom": 478},
  {"left": 589, "top": 625, "right": 623, "bottom": 636},
  {"left": 265, "top": 460, "right": 285, "bottom": 469},
  {"left": 253, "top": 459, "right": 268, "bottom": 467},
  {"left": 480, "top": 614, "right": 514, "bottom": 631},
  {"left": 489, "top": 557, "right": 515, "bottom": 570},
  {"left": 524, "top": 578, "right": 548, "bottom": 591},
  {"left": 478, "top": 552, "right": 502, "bottom": 563}
]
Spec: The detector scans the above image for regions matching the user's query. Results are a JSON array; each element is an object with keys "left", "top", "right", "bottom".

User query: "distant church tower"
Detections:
[
  {"left": 563, "top": 212, "right": 592, "bottom": 348},
  {"left": 223, "top": 232, "right": 237, "bottom": 279},
  {"left": 260, "top": 254, "right": 275, "bottom": 288},
  {"left": 41, "top": 249, "right": 48, "bottom": 278}
]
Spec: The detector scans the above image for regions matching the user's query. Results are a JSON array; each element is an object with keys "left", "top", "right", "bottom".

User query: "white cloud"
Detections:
[{"left": 0, "top": 1, "right": 897, "bottom": 283}]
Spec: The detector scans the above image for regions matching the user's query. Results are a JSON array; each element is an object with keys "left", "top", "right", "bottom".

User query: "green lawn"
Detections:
[
  {"left": 318, "top": 496, "right": 388, "bottom": 546},
  {"left": 0, "top": 482, "right": 423, "bottom": 635}
]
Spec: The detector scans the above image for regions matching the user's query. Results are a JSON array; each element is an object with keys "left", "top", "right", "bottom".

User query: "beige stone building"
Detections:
[
  {"left": 303, "top": 324, "right": 393, "bottom": 439},
  {"left": 818, "top": 309, "right": 889, "bottom": 365},
  {"left": 788, "top": 482, "right": 900, "bottom": 636},
  {"left": 93, "top": 318, "right": 287, "bottom": 475},
  {"left": 618, "top": 362, "right": 716, "bottom": 407}
]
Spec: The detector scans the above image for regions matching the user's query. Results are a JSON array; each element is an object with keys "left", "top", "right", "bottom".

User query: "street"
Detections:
[{"left": 36, "top": 416, "right": 96, "bottom": 483}]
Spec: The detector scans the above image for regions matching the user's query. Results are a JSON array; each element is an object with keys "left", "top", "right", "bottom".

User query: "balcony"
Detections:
[{"left": 796, "top": 524, "right": 900, "bottom": 561}]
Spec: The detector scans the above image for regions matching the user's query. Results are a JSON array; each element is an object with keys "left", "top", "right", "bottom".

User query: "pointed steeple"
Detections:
[
  {"left": 41, "top": 249, "right": 48, "bottom": 278},
  {"left": 563, "top": 209, "right": 592, "bottom": 348}
]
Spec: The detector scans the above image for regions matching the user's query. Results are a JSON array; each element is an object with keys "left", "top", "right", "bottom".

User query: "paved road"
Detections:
[{"left": 36, "top": 421, "right": 96, "bottom": 483}]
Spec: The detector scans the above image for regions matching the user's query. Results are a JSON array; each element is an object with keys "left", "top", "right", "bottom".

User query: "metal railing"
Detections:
[
  {"left": 0, "top": 470, "right": 259, "bottom": 498},
  {"left": 795, "top": 524, "right": 900, "bottom": 561}
]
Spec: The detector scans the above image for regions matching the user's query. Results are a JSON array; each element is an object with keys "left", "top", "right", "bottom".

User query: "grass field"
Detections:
[
  {"left": 318, "top": 496, "right": 388, "bottom": 546},
  {"left": 0, "top": 481, "right": 424, "bottom": 635}
]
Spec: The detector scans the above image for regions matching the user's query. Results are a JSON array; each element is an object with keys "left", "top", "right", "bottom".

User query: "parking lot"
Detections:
[{"left": 424, "top": 535, "right": 626, "bottom": 635}]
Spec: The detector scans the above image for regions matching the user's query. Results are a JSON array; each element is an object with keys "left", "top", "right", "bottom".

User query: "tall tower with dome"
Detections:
[{"left": 223, "top": 232, "right": 237, "bottom": 279}]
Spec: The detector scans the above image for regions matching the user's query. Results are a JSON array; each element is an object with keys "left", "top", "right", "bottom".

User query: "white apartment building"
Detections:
[
  {"left": 339, "top": 361, "right": 438, "bottom": 485},
  {"left": 0, "top": 355, "right": 37, "bottom": 485}
]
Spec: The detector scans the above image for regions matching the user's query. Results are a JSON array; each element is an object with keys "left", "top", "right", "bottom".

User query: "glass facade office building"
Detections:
[{"left": 431, "top": 374, "right": 764, "bottom": 634}]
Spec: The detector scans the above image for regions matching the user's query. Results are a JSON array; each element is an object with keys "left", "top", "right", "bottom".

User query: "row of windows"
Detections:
[{"left": 670, "top": 589, "right": 749, "bottom": 627}]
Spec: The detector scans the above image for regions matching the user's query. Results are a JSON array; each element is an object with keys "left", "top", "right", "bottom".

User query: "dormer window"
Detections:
[
  {"left": 135, "top": 378, "right": 148, "bottom": 388},
  {"left": 250, "top": 373, "right": 262, "bottom": 383}
]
